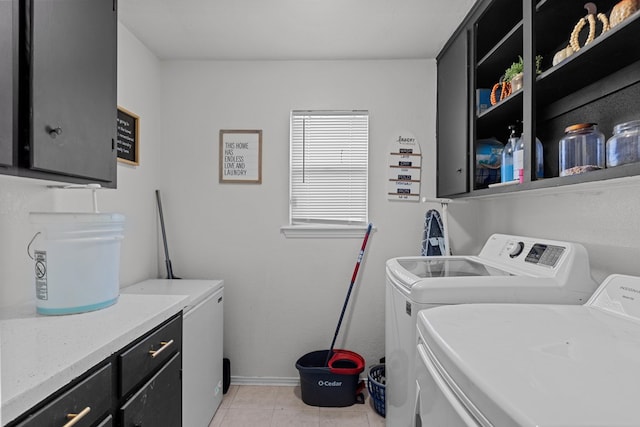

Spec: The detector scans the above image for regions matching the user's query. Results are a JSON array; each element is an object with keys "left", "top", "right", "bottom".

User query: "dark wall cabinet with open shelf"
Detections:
[{"left": 436, "top": 0, "right": 640, "bottom": 197}]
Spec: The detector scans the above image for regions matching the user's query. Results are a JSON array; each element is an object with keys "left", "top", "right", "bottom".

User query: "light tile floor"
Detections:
[{"left": 209, "top": 385, "right": 385, "bottom": 426}]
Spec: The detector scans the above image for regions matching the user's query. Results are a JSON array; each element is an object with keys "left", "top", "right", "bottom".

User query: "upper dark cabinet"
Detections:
[
  {"left": 25, "top": 0, "right": 117, "bottom": 185},
  {"left": 437, "top": 0, "right": 640, "bottom": 197},
  {"left": 0, "top": 0, "right": 117, "bottom": 186},
  {"left": 437, "top": 29, "right": 470, "bottom": 197},
  {"left": 0, "top": 0, "right": 16, "bottom": 167}
]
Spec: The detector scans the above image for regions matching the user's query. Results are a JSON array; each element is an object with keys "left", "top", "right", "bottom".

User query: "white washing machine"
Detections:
[
  {"left": 385, "top": 233, "right": 597, "bottom": 427},
  {"left": 416, "top": 274, "right": 640, "bottom": 426}
]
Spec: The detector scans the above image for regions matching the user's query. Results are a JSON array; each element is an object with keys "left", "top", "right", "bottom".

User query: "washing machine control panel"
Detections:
[
  {"left": 524, "top": 244, "right": 565, "bottom": 267},
  {"left": 485, "top": 235, "right": 571, "bottom": 271},
  {"left": 506, "top": 241, "right": 525, "bottom": 258}
]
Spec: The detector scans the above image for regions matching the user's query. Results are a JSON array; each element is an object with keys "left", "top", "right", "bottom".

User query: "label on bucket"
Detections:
[
  {"left": 318, "top": 380, "right": 343, "bottom": 387},
  {"left": 34, "top": 250, "right": 48, "bottom": 300}
]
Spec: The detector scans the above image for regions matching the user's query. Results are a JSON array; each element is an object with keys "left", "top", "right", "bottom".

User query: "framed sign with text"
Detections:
[
  {"left": 116, "top": 107, "right": 140, "bottom": 166},
  {"left": 219, "top": 129, "right": 262, "bottom": 183}
]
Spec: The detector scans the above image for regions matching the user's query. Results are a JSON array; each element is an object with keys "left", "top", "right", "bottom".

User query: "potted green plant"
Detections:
[{"left": 504, "top": 55, "right": 543, "bottom": 91}]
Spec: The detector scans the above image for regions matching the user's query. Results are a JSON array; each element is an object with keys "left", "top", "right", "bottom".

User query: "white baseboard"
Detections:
[
  {"left": 230, "top": 375, "right": 370, "bottom": 386},
  {"left": 230, "top": 376, "right": 300, "bottom": 386}
]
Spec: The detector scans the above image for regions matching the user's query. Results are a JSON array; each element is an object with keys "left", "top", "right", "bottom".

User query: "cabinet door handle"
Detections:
[
  {"left": 48, "top": 126, "right": 63, "bottom": 138},
  {"left": 148, "top": 339, "right": 174, "bottom": 358},
  {"left": 63, "top": 406, "right": 91, "bottom": 427}
]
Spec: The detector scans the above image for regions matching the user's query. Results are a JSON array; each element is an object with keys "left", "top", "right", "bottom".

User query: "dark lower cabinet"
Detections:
[
  {"left": 15, "top": 364, "right": 112, "bottom": 427},
  {"left": 118, "top": 314, "right": 183, "bottom": 398},
  {"left": 118, "top": 315, "right": 183, "bottom": 427},
  {"left": 7, "top": 314, "right": 183, "bottom": 427},
  {"left": 119, "top": 353, "right": 182, "bottom": 427}
]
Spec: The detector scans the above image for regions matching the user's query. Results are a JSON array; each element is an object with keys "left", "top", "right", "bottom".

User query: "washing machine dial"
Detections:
[{"left": 508, "top": 241, "right": 525, "bottom": 258}]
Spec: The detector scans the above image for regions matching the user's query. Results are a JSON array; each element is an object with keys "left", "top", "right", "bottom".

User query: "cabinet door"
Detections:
[
  {"left": 183, "top": 289, "right": 224, "bottom": 427},
  {"left": 0, "top": 0, "right": 14, "bottom": 166},
  {"left": 119, "top": 314, "right": 183, "bottom": 398},
  {"left": 120, "top": 353, "right": 182, "bottom": 427},
  {"left": 15, "top": 364, "right": 112, "bottom": 427},
  {"left": 29, "top": 0, "right": 116, "bottom": 183},
  {"left": 437, "top": 29, "right": 469, "bottom": 197}
]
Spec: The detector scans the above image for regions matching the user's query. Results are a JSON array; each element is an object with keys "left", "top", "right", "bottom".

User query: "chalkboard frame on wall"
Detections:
[
  {"left": 116, "top": 106, "right": 140, "bottom": 166},
  {"left": 219, "top": 129, "right": 263, "bottom": 184}
]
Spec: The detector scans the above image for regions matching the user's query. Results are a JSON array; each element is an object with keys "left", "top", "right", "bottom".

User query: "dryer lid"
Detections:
[{"left": 418, "top": 276, "right": 640, "bottom": 427}]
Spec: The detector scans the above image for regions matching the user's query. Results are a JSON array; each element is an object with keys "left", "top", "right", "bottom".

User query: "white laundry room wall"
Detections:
[
  {"left": 447, "top": 180, "right": 640, "bottom": 283},
  {"left": 0, "top": 23, "right": 163, "bottom": 307},
  {"left": 157, "top": 60, "right": 436, "bottom": 381}
]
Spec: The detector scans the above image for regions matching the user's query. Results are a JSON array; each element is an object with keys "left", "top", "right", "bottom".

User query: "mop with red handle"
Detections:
[{"left": 325, "top": 223, "right": 374, "bottom": 366}]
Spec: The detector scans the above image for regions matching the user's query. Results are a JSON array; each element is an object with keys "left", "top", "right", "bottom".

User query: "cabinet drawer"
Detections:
[
  {"left": 16, "top": 363, "right": 112, "bottom": 427},
  {"left": 119, "top": 352, "right": 182, "bottom": 427},
  {"left": 119, "top": 314, "right": 182, "bottom": 397}
]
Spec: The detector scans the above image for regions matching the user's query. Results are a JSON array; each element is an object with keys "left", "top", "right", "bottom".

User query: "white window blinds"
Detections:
[{"left": 289, "top": 110, "right": 369, "bottom": 226}]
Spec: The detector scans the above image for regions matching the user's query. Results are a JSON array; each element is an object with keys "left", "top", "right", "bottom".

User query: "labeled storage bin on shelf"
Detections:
[
  {"left": 607, "top": 119, "right": 640, "bottom": 168},
  {"left": 295, "top": 349, "right": 365, "bottom": 407},
  {"left": 559, "top": 123, "right": 605, "bottom": 176}
]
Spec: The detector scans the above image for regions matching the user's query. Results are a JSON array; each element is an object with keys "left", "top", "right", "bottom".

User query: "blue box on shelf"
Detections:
[{"left": 476, "top": 88, "right": 491, "bottom": 115}]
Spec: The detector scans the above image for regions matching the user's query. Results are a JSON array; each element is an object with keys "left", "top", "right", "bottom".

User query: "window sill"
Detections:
[{"left": 280, "top": 224, "right": 373, "bottom": 238}]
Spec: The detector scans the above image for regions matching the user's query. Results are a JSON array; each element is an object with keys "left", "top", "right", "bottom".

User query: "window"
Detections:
[{"left": 289, "top": 110, "right": 369, "bottom": 228}]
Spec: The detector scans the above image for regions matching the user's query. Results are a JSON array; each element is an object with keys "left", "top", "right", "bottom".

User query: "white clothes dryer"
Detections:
[
  {"left": 385, "top": 233, "right": 597, "bottom": 427},
  {"left": 416, "top": 274, "right": 640, "bottom": 426}
]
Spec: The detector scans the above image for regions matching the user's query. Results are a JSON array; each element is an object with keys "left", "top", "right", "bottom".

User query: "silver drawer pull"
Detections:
[
  {"left": 148, "top": 339, "right": 174, "bottom": 358},
  {"left": 63, "top": 407, "right": 91, "bottom": 427}
]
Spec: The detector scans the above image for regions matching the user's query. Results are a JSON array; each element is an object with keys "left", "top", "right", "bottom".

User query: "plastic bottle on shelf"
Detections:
[
  {"left": 501, "top": 125, "right": 517, "bottom": 182},
  {"left": 513, "top": 133, "right": 544, "bottom": 182},
  {"left": 513, "top": 134, "right": 524, "bottom": 183}
]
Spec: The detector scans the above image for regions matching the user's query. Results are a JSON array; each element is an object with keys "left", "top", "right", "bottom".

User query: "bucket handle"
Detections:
[
  {"left": 27, "top": 232, "right": 121, "bottom": 259},
  {"left": 27, "top": 232, "right": 41, "bottom": 260}
]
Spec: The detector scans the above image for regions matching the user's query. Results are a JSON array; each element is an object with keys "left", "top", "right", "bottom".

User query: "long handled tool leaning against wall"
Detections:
[{"left": 295, "top": 223, "right": 374, "bottom": 408}]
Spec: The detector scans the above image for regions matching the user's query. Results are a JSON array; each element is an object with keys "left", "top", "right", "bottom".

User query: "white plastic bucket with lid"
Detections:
[{"left": 28, "top": 212, "right": 125, "bottom": 315}]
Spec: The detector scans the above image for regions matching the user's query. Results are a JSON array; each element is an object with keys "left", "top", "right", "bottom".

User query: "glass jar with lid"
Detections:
[
  {"left": 558, "top": 123, "right": 605, "bottom": 176},
  {"left": 606, "top": 119, "right": 640, "bottom": 168}
]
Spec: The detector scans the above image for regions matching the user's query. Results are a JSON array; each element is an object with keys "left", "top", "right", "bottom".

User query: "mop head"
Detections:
[{"left": 421, "top": 209, "right": 445, "bottom": 256}]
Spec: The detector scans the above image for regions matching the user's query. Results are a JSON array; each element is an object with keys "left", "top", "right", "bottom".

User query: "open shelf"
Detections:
[
  {"left": 536, "top": 12, "right": 640, "bottom": 107},
  {"left": 476, "top": 0, "right": 523, "bottom": 59},
  {"left": 477, "top": 90, "right": 523, "bottom": 140},
  {"left": 476, "top": 21, "right": 523, "bottom": 86},
  {"left": 436, "top": 0, "right": 640, "bottom": 199},
  {"left": 461, "top": 162, "right": 640, "bottom": 198}
]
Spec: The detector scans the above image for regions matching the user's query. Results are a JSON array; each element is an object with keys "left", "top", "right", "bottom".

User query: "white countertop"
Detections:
[
  {"left": 121, "top": 279, "right": 224, "bottom": 312},
  {"left": 0, "top": 293, "right": 188, "bottom": 425}
]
